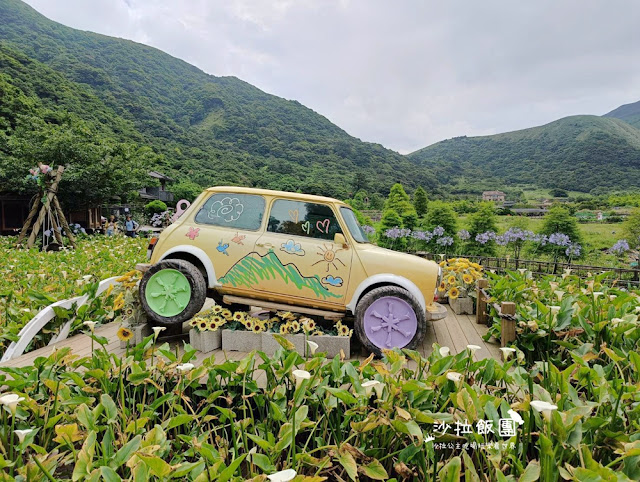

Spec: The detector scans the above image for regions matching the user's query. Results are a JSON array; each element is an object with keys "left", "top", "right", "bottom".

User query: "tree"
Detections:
[
  {"left": 172, "top": 180, "right": 203, "bottom": 203},
  {"left": 539, "top": 206, "right": 582, "bottom": 243},
  {"left": 624, "top": 208, "right": 640, "bottom": 250},
  {"left": 466, "top": 202, "right": 498, "bottom": 256},
  {"left": 423, "top": 200, "right": 458, "bottom": 236},
  {"left": 378, "top": 209, "right": 404, "bottom": 250},
  {"left": 384, "top": 183, "right": 418, "bottom": 229},
  {"left": 413, "top": 186, "right": 428, "bottom": 217}
]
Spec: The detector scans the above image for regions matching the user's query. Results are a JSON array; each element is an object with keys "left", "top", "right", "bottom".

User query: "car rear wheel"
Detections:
[
  {"left": 140, "top": 259, "right": 207, "bottom": 326},
  {"left": 354, "top": 286, "right": 425, "bottom": 357}
]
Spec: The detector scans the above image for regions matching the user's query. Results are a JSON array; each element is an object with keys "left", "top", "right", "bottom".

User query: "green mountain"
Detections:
[
  {"left": 604, "top": 100, "right": 640, "bottom": 129},
  {"left": 218, "top": 250, "right": 341, "bottom": 300},
  {"left": 408, "top": 115, "right": 640, "bottom": 193},
  {"left": 0, "top": 0, "right": 438, "bottom": 200}
]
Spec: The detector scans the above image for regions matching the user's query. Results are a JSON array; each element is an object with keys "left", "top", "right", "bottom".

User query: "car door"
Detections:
[
  {"left": 192, "top": 192, "right": 266, "bottom": 295},
  {"left": 250, "top": 198, "right": 352, "bottom": 307}
]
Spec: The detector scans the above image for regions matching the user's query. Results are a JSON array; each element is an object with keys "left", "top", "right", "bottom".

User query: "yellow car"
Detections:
[{"left": 139, "top": 187, "right": 446, "bottom": 354}]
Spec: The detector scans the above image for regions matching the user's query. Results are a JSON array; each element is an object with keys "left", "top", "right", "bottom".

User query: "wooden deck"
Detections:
[{"left": 0, "top": 306, "right": 500, "bottom": 371}]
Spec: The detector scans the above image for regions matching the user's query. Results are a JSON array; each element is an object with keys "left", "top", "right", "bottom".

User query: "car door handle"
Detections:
[{"left": 256, "top": 242, "right": 274, "bottom": 248}]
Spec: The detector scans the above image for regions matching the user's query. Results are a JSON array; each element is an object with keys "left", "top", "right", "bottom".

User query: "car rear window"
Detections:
[
  {"left": 194, "top": 193, "right": 265, "bottom": 230},
  {"left": 267, "top": 199, "right": 342, "bottom": 240}
]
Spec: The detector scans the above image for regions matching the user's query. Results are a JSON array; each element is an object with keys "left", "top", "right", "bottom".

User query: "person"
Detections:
[
  {"left": 105, "top": 215, "right": 117, "bottom": 236},
  {"left": 124, "top": 215, "right": 139, "bottom": 238}
]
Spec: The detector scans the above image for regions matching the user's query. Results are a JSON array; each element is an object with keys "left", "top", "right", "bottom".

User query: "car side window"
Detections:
[
  {"left": 194, "top": 193, "right": 265, "bottom": 230},
  {"left": 267, "top": 199, "right": 342, "bottom": 240}
]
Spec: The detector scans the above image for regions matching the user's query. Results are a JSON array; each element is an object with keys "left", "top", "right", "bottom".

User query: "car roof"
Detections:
[{"left": 205, "top": 186, "right": 348, "bottom": 206}]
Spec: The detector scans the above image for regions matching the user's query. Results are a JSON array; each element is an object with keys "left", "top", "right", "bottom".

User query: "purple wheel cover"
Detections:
[{"left": 363, "top": 296, "right": 418, "bottom": 349}]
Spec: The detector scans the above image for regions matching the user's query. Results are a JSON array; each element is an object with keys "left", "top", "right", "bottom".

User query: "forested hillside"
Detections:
[
  {"left": 408, "top": 115, "right": 640, "bottom": 193},
  {"left": 605, "top": 100, "right": 640, "bottom": 129},
  {"left": 0, "top": 0, "right": 438, "bottom": 201}
]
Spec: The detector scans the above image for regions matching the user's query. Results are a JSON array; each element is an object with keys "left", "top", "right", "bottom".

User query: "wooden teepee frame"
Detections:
[{"left": 17, "top": 164, "right": 77, "bottom": 249}]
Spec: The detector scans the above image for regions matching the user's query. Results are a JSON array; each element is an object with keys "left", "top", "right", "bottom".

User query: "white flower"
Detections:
[
  {"left": 609, "top": 295, "right": 617, "bottom": 301},
  {"left": 0, "top": 393, "right": 24, "bottom": 415},
  {"left": 268, "top": 469, "right": 297, "bottom": 482},
  {"left": 306, "top": 340, "right": 318, "bottom": 355},
  {"left": 593, "top": 292, "right": 604, "bottom": 300},
  {"left": 176, "top": 363, "right": 195, "bottom": 373},
  {"left": 517, "top": 268, "right": 527, "bottom": 275},
  {"left": 611, "top": 318, "right": 624, "bottom": 325},
  {"left": 549, "top": 282, "right": 559, "bottom": 291},
  {"left": 466, "top": 344, "right": 481, "bottom": 354},
  {"left": 446, "top": 371, "right": 463, "bottom": 382},
  {"left": 635, "top": 306, "right": 640, "bottom": 313},
  {"left": 361, "top": 379, "right": 384, "bottom": 398},
  {"left": 439, "top": 346, "right": 450, "bottom": 357},
  {"left": 152, "top": 326, "right": 166, "bottom": 338},
  {"left": 554, "top": 291, "right": 565, "bottom": 302},
  {"left": 83, "top": 321, "right": 97, "bottom": 332},
  {"left": 292, "top": 369, "right": 310, "bottom": 387},
  {"left": 499, "top": 347, "right": 516, "bottom": 360},
  {"left": 530, "top": 400, "right": 558, "bottom": 412},
  {"left": 14, "top": 429, "right": 34, "bottom": 443},
  {"left": 508, "top": 409, "right": 524, "bottom": 426},
  {"left": 549, "top": 306, "right": 561, "bottom": 315}
]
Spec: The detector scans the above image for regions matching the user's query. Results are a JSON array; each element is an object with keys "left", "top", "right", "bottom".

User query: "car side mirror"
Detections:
[{"left": 334, "top": 233, "right": 348, "bottom": 248}]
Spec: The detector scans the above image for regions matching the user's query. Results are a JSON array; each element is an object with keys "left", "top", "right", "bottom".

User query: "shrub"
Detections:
[{"left": 144, "top": 200, "right": 167, "bottom": 215}]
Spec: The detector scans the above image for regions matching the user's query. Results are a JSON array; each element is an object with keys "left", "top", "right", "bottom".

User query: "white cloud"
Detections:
[{"left": 22, "top": 0, "right": 640, "bottom": 152}]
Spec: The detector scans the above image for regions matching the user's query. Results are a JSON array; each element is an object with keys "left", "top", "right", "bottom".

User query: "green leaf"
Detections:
[
  {"left": 360, "top": 458, "right": 388, "bottom": 480},
  {"left": 438, "top": 456, "right": 461, "bottom": 482},
  {"left": 76, "top": 404, "right": 98, "bottom": 432},
  {"left": 110, "top": 435, "right": 141, "bottom": 469},
  {"left": 217, "top": 454, "right": 247, "bottom": 482},
  {"left": 166, "top": 414, "right": 194, "bottom": 430},
  {"left": 99, "top": 466, "right": 122, "bottom": 482},
  {"left": 251, "top": 453, "right": 276, "bottom": 473},
  {"left": 336, "top": 450, "right": 358, "bottom": 481},
  {"left": 100, "top": 394, "right": 118, "bottom": 424},
  {"left": 136, "top": 453, "right": 172, "bottom": 478},
  {"left": 325, "top": 387, "right": 358, "bottom": 405},
  {"left": 519, "top": 461, "right": 540, "bottom": 482}
]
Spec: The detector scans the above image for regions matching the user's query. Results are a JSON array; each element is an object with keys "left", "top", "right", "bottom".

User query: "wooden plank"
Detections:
[
  {"left": 222, "top": 295, "right": 344, "bottom": 320},
  {"left": 430, "top": 310, "right": 455, "bottom": 353},
  {"left": 453, "top": 312, "right": 493, "bottom": 361},
  {"left": 444, "top": 310, "right": 471, "bottom": 355}
]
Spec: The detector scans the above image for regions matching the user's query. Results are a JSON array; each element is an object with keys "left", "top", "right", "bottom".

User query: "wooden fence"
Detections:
[{"left": 414, "top": 252, "right": 640, "bottom": 287}]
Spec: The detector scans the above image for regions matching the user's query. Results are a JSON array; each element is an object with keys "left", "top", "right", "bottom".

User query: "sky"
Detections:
[{"left": 23, "top": 0, "right": 640, "bottom": 154}]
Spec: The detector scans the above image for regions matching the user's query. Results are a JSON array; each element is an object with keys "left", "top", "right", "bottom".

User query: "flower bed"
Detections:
[
  {"left": 0, "top": 236, "right": 147, "bottom": 355},
  {"left": 1, "top": 329, "right": 638, "bottom": 480}
]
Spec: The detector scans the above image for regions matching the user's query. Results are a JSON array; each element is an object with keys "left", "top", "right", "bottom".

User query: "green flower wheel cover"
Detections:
[{"left": 145, "top": 269, "right": 192, "bottom": 317}]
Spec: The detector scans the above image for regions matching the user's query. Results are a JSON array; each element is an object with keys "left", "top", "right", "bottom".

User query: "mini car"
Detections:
[{"left": 138, "top": 187, "right": 446, "bottom": 355}]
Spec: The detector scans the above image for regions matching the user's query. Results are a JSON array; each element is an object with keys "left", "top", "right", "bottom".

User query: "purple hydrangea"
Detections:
[
  {"left": 548, "top": 232, "right": 571, "bottom": 247},
  {"left": 610, "top": 239, "right": 630, "bottom": 255},
  {"left": 384, "top": 227, "right": 402, "bottom": 239},
  {"left": 399, "top": 228, "right": 412, "bottom": 238},
  {"left": 411, "top": 230, "right": 431, "bottom": 241},
  {"left": 436, "top": 236, "right": 454, "bottom": 246},
  {"left": 362, "top": 225, "right": 375, "bottom": 235},
  {"left": 432, "top": 226, "right": 445, "bottom": 236},
  {"left": 475, "top": 231, "right": 496, "bottom": 245},
  {"left": 565, "top": 243, "right": 581, "bottom": 257},
  {"left": 457, "top": 229, "right": 470, "bottom": 240}
]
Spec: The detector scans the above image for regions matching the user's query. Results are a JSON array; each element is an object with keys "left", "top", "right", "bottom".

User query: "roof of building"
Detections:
[
  {"left": 482, "top": 190, "right": 506, "bottom": 195},
  {"left": 148, "top": 171, "right": 174, "bottom": 182}
]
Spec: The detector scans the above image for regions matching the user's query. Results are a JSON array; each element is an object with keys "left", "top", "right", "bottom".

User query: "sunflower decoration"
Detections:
[
  {"left": 117, "top": 326, "right": 134, "bottom": 342},
  {"left": 300, "top": 317, "right": 316, "bottom": 332},
  {"left": 189, "top": 318, "right": 199, "bottom": 327},
  {"left": 280, "top": 324, "right": 289, "bottom": 335},
  {"left": 197, "top": 318, "right": 209, "bottom": 331},
  {"left": 113, "top": 293, "right": 125, "bottom": 311},
  {"left": 252, "top": 322, "right": 264, "bottom": 333},
  {"left": 207, "top": 319, "right": 218, "bottom": 331},
  {"left": 212, "top": 305, "right": 223, "bottom": 314},
  {"left": 290, "top": 320, "right": 301, "bottom": 333},
  {"left": 438, "top": 282, "right": 447, "bottom": 292},
  {"left": 336, "top": 320, "right": 352, "bottom": 337},
  {"left": 277, "top": 311, "right": 296, "bottom": 321},
  {"left": 221, "top": 309, "right": 233, "bottom": 320},
  {"left": 447, "top": 275, "right": 457, "bottom": 285},
  {"left": 462, "top": 273, "right": 474, "bottom": 284},
  {"left": 232, "top": 312, "right": 247, "bottom": 322},
  {"left": 244, "top": 318, "right": 254, "bottom": 330},
  {"left": 447, "top": 286, "right": 460, "bottom": 300}
]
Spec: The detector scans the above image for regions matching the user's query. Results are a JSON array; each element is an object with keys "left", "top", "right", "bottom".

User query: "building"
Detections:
[
  {"left": 482, "top": 191, "right": 506, "bottom": 202},
  {"left": 139, "top": 171, "right": 174, "bottom": 203}
]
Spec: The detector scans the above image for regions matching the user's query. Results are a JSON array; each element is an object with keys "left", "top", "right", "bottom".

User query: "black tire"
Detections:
[
  {"left": 140, "top": 259, "right": 207, "bottom": 326},
  {"left": 354, "top": 285, "right": 426, "bottom": 357}
]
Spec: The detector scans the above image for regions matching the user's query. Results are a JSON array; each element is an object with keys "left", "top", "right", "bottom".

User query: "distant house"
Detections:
[
  {"left": 482, "top": 190, "right": 506, "bottom": 202},
  {"left": 139, "top": 171, "right": 174, "bottom": 203},
  {"left": 511, "top": 208, "right": 548, "bottom": 217}
]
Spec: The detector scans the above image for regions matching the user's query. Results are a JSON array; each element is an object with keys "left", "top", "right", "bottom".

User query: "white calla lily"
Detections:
[
  {"left": 83, "top": 321, "right": 97, "bottom": 332},
  {"left": 292, "top": 369, "right": 311, "bottom": 387},
  {"left": 499, "top": 347, "right": 516, "bottom": 360},
  {"left": 0, "top": 393, "right": 24, "bottom": 415},
  {"left": 446, "top": 371, "right": 463, "bottom": 382},
  {"left": 268, "top": 469, "right": 297, "bottom": 481},
  {"left": 466, "top": 344, "right": 481, "bottom": 353},
  {"left": 176, "top": 363, "right": 195, "bottom": 373},
  {"left": 306, "top": 340, "right": 318, "bottom": 355},
  {"left": 361, "top": 379, "right": 384, "bottom": 398},
  {"left": 530, "top": 400, "right": 558, "bottom": 412},
  {"left": 14, "top": 429, "right": 34, "bottom": 443},
  {"left": 508, "top": 409, "right": 524, "bottom": 426},
  {"left": 152, "top": 326, "right": 166, "bottom": 338},
  {"left": 439, "top": 346, "right": 450, "bottom": 357}
]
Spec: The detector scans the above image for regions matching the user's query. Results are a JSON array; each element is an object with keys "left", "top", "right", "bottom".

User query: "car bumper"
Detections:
[{"left": 425, "top": 302, "right": 447, "bottom": 321}]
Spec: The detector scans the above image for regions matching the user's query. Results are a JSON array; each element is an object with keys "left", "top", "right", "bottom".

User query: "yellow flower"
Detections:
[
  {"left": 117, "top": 326, "right": 133, "bottom": 342},
  {"left": 105, "top": 284, "right": 114, "bottom": 296},
  {"left": 462, "top": 274, "right": 473, "bottom": 284},
  {"left": 252, "top": 323, "right": 262, "bottom": 333},
  {"left": 438, "top": 282, "right": 447, "bottom": 292},
  {"left": 113, "top": 293, "right": 124, "bottom": 311},
  {"left": 189, "top": 318, "right": 199, "bottom": 327},
  {"left": 198, "top": 319, "right": 209, "bottom": 331},
  {"left": 221, "top": 309, "right": 232, "bottom": 320},
  {"left": 290, "top": 321, "right": 301, "bottom": 333},
  {"left": 447, "top": 275, "right": 457, "bottom": 285},
  {"left": 244, "top": 318, "right": 254, "bottom": 330},
  {"left": 207, "top": 320, "right": 217, "bottom": 331},
  {"left": 232, "top": 312, "right": 246, "bottom": 322},
  {"left": 115, "top": 270, "right": 137, "bottom": 282},
  {"left": 278, "top": 311, "right": 296, "bottom": 320},
  {"left": 212, "top": 315, "right": 224, "bottom": 324},
  {"left": 212, "top": 305, "right": 223, "bottom": 313},
  {"left": 439, "top": 261, "right": 446, "bottom": 268},
  {"left": 448, "top": 287, "right": 460, "bottom": 299},
  {"left": 301, "top": 317, "right": 316, "bottom": 332},
  {"left": 338, "top": 324, "right": 351, "bottom": 337},
  {"left": 280, "top": 324, "right": 289, "bottom": 335}
]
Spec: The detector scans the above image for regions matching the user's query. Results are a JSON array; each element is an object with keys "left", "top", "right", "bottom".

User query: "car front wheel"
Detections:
[
  {"left": 140, "top": 259, "right": 207, "bottom": 326},
  {"left": 354, "top": 285, "right": 426, "bottom": 356}
]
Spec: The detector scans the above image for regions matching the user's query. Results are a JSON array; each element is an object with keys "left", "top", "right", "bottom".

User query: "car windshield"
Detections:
[{"left": 340, "top": 207, "right": 369, "bottom": 243}]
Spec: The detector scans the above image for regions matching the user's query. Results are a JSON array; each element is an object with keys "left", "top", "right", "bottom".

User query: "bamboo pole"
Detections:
[
  {"left": 52, "top": 196, "right": 77, "bottom": 249},
  {"left": 25, "top": 166, "right": 64, "bottom": 248}
]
